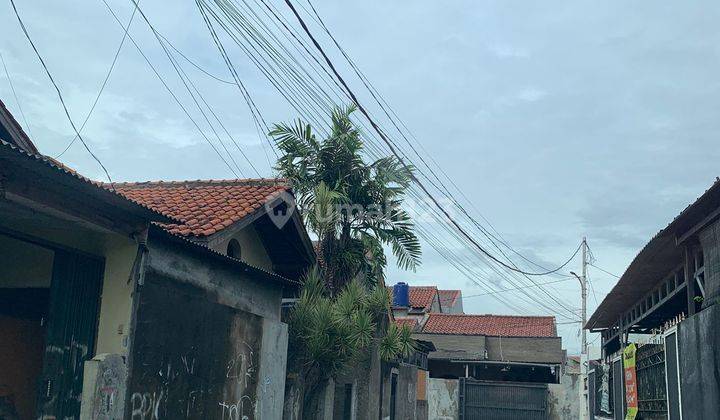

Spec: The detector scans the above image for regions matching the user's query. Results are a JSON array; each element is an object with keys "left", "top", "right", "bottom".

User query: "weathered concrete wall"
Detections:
[
  {"left": 122, "top": 237, "right": 287, "bottom": 419},
  {"left": 333, "top": 345, "right": 382, "bottom": 420},
  {"left": 485, "top": 336, "right": 563, "bottom": 364},
  {"left": 678, "top": 305, "right": 720, "bottom": 420},
  {"left": 80, "top": 354, "right": 127, "bottom": 420},
  {"left": 256, "top": 319, "right": 289, "bottom": 419},
  {"left": 414, "top": 333, "right": 486, "bottom": 360},
  {"left": 396, "top": 364, "right": 418, "bottom": 420},
  {"left": 146, "top": 236, "right": 283, "bottom": 321},
  {"left": 548, "top": 371, "right": 580, "bottom": 420},
  {"left": 427, "top": 378, "right": 458, "bottom": 420}
]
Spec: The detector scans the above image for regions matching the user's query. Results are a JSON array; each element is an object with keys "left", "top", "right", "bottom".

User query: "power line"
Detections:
[
  {"left": 302, "top": 0, "right": 575, "bottom": 280},
  {"left": 193, "top": 0, "right": 581, "bottom": 318},
  {"left": 0, "top": 52, "right": 34, "bottom": 140},
  {"left": 282, "top": 0, "right": 581, "bottom": 278},
  {"left": 439, "top": 277, "right": 575, "bottom": 301},
  {"left": 196, "top": 0, "right": 279, "bottom": 165},
  {"left": 589, "top": 262, "right": 619, "bottom": 278},
  {"left": 100, "top": 0, "right": 250, "bottom": 178},
  {"left": 276, "top": 1, "right": 579, "bottom": 316},
  {"left": 9, "top": 0, "right": 113, "bottom": 182},
  {"left": 56, "top": 0, "right": 139, "bottom": 159}
]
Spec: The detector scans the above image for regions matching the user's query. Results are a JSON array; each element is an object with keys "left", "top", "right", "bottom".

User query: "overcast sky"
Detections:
[{"left": 2, "top": 0, "right": 720, "bottom": 353}]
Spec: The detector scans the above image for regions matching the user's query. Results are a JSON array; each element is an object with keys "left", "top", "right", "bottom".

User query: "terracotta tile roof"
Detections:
[
  {"left": 389, "top": 286, "right": 438, "bottom": 311},
  {"left": 112, "top": 179, "right": 290, "bottom": 237},
  {"left": 394, "top": 317, "right": 419, "bottom": 331},
  {"left": 421, "top": 313, "right": 557, "bottom": 338},
  {"left": 438, "top": 289, "right": 461, "bottom": 306}
]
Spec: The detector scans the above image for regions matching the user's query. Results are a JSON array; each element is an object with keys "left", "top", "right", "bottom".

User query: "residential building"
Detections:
[
  {"left": 586, "top": 179, "right": 720, "bottom": 420},
  {"left": 438, "top": 289, "right": 463, "bottom": 314},
  {"left": 388, "top": 283, "right": 465, "bottom": 329},
  {"left": 416, "top": 313, "right": 563, "bottom": 383},
  {"left": 0, "top": 99, "right": 313, "bottom": 420},
  {"left": 386, "top": 281, "right": 567, "bottom": 419}
]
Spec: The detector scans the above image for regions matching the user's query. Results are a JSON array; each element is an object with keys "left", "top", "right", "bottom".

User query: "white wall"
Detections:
[
  {"left": 209, "top": 225, "right": 273, "bottom": 271},
  {"left": 94, "top": 235, "right": 137, "bottom": 356},
  {"left": 427, "top": 378, "right": 459, "bottom": 420}
]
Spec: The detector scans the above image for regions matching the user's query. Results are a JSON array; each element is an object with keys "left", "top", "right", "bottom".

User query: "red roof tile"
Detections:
[
  {"left": 394, "top": 317, "right": 419, "bottom": 331},
  {"left": 389, "top": 286, "right": 438, "bottom": 311},
  {"left": 113, "top": 179, "right": 290, "bottom": 237},
  {"left": 421, "top": 313, "right": 557, "bottom": 338}
]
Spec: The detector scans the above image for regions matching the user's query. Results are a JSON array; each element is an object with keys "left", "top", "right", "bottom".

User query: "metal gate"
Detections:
[
  {"left": 636, "top": 344, "right": 668, "bottom": 420},
  {"left": 459, "top": 379, "right": 548, "bottom": 420}
]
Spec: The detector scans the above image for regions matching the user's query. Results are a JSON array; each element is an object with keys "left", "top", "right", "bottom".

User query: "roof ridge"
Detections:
[
  {"left": 427, "top": 313, "right": 555, "bottom": 319},
  {"left": 109, "top": 178, "right": 289, "bottom": 189}
]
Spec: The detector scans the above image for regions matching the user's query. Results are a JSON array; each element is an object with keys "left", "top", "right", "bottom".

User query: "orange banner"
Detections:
[{"left": 623, "top": 343, "right": 638, "bottom": 420}]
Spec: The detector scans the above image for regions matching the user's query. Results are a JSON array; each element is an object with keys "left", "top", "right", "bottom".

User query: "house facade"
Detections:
[
  {"left": 586, "top": 179, "right": 720, "bottom": 420},
  {"left": 0, "top": 99, "right": 313, "bottom": 420},
  {"left": 386, "top": 282, "right": 568, "bottom": 419}
]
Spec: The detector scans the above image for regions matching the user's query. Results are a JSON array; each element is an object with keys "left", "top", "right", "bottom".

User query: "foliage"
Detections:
[
  {"left": 288, "top": 267, "right": 415, "bottom": 415},
  {"left": 270, "top": 105, "right": 421, "bottom": 292},
  {"left": 274, "top": 107, "right": 420, "bottom": 417}
]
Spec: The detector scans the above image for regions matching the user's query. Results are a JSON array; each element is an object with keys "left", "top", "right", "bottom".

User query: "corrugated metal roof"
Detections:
[
  {"left": 0, "top": 99, "right": 38, "bottom": 154},
  {"left": 587, "top": 178, "right": 720, "bottom": 329},
  {"left": 0, "top": 139, "right": 176, "bottom": 224}
]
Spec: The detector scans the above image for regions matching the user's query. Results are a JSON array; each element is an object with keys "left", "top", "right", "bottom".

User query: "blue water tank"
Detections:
[{"left": 392, "top": 282, "right": 410, "bottom": 307}]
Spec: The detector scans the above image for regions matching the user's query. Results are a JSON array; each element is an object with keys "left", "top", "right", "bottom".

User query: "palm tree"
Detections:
[
  {"left": 270, "top": 104, "right": 421, "bottom": 293},
  {"left": 287, "top": 267, "right": 413, "bottom": 417}
]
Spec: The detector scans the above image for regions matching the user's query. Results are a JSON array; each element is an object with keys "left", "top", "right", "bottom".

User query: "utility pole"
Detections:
[{"left": 571, "top": 237, "right": 588, "bottom": 420}]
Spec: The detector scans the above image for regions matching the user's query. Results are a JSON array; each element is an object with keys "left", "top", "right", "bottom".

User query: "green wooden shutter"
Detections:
[{"left": 36, "top": 249, "right": 104, "bottom": 420}]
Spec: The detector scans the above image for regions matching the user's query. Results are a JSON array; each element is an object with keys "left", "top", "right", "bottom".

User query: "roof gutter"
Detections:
[{"left": 449, "top": 360, "right": 559, "bottom": 368}]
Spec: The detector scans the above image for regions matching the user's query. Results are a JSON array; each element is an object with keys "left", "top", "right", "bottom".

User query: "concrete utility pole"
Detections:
[{"left": 571, "top": 237, "right": 588, "bottom": 420}]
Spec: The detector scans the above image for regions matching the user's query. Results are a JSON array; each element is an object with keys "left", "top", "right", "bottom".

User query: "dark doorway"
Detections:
[
  {"left": 342, "top": 384, "right": 353, "bottom": 420},
  {"left": 0, "top": 234, "right": 53, "bottom": 420},
  {"left": 389, "top": 373, "right": 398, "bottom": 420}
]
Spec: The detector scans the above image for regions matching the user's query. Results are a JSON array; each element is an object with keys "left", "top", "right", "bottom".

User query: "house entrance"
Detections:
[{"left": 0, "top": 232, "right": 104, "bottom": 420}]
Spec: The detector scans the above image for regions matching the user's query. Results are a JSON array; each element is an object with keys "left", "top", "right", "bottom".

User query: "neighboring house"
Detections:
[
  {"left": 394, "top": 316, "right": 421, "bottom": 332},
  {"left": 386, "top": 279, "right": 566, "bottom": 419},
  {"left": 0, "top": 99, "right": 313, "bottom": 420},
  {"left": 418, "top": 313, "right": 565, "bottom": 419},
  {"left": 416, "top": 313, "right": 563, "bottom": 383},
  {"left": 438, "top": 289, "right": 463, "bottom": 314},
  {"left": 388, "top": 283, "right": 464, "bottom": 328},
  {"left": 586, "top": 179, "right": 720, "bottom": 420},
  {"left": 390, "top": 284, "right": 441, "bottom": 319}
]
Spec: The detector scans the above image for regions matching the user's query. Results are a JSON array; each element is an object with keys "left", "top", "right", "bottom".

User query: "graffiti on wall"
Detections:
[{"left": 127, "top": 275, "right": 263, "bottom": 420}]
